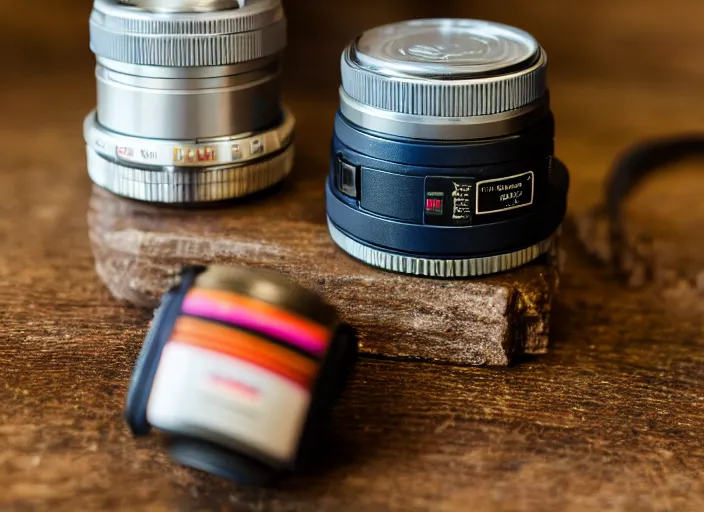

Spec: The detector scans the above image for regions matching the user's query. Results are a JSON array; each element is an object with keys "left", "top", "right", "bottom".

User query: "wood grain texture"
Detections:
[{"left": 1, "top": 0, "right": 704, "bottom": 510}]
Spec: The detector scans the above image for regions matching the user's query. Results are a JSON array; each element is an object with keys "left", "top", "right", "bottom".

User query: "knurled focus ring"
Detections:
[
  {"left": 90, "top": 0, "right": 286, "bottom": 66},
  {"left": 340, "top": 48, "right": 547, "bottom": 118},
  {"left": 87, "top": 144, "right": 294, "bottom": 203},
  {"left": 328, "top": 220, "right": 554, "bottom": 278}
]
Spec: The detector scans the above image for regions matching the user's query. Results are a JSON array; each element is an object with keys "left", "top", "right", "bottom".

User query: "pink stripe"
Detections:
[{"left": 180, "top": 296, "right": 328, "bottom": 356}]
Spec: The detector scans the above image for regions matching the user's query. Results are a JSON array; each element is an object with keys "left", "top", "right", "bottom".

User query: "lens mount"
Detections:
[{"left": 327, "top": 219, "right": 556, "bottom": 278}]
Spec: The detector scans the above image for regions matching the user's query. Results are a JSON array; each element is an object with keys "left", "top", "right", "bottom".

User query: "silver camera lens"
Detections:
[{"left": 84, "top": 0, "right": 294, "bottom": 203}]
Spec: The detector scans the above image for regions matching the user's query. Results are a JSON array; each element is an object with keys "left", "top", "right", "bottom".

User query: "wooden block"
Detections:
[{"left": 87, "top": 184, "right": 560, "bottom": 366}]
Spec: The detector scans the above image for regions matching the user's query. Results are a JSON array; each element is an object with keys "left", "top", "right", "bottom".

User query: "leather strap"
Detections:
[{"left": 605, "top": 135, "right": 704, "bottom": 278}]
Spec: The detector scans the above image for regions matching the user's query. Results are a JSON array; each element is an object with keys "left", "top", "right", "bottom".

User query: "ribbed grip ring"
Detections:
[
  {"left": 86, "top": 145, "right": 294, "bottom": 203},
  {"left": 328, "top": 220, "right": 555, "bottom": 278},
  {"left": 90, "top": 0, "right": 287, "bottom": 66},
  {"left": 341, "top": 48, "right": 546, "bottom": 118}
]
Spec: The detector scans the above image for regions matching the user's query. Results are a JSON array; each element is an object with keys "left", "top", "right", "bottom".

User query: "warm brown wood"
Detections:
[
  {"left": 2, "top": 0, "right": 704, "bottom": 510},
  {"left": 88, "top": 185, "right": 559, "bottom": 366}
]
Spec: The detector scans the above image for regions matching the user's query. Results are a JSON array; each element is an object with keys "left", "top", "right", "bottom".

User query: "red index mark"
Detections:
[
  {"left": 426, "top": 198, "right": 442, "bottom": 210},
  {"left": 196, "top": 148, "right": 216, "bottom": 162},
  {"left": 425, "top": 191, "right": 444, "bottom": 216}
]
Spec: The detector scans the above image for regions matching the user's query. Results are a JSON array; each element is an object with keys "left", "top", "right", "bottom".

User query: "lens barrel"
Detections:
[
  {"left": 326, "top": 19, "right": 569, "bottom": 277},
  {"left": 84, "top": 0, "right": 294, "bottom": 203}
]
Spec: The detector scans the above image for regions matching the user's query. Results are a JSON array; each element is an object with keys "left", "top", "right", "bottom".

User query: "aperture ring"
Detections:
[
  {"left": 87, "top": 144, "right": 294, "bottom": 203},
  {"left": 341, "top": 48, "right": 547, "bottom": 118}
]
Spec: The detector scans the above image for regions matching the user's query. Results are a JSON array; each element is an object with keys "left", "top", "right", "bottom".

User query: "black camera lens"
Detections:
[
  {"left": 326, "top": 19, "right": 569, "bottom": 277},
  {"left": 124, "top": 265, "right": 357, "bottom": 483}
]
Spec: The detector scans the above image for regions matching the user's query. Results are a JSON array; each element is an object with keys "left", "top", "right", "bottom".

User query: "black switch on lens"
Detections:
[{"left": 336, "top": 156, "right": 358, "bottom": 198}]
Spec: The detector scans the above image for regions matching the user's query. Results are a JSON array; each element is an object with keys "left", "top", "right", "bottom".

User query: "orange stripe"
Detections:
[
  {"left": 172, "top": 317, "right": 317, "bottom": 378},
  {"left": 175, "top": 334, "right": 312, "bottom": 389},
  {"left": 186, "top": 288, "right": 330, "bottom": 345},
  {"left": 169, "top": 317, "right": 317, "bottom": 388}
]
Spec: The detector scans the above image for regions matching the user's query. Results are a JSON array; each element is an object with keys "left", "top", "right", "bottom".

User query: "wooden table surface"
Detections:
[{"left": 2, "top": 1, "right": 704, "bottom": 510}]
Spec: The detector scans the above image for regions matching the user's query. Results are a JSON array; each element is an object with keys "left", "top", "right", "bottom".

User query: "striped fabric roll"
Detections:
[
  {"left": 167, "top": 285, "right": 332, "bottom": 393},
  {"left": 138, "top": 265, "right": 356, "bottom": 481}
]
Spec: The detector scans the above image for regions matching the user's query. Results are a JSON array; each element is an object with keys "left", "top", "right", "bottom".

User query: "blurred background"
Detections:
[
  {"left": 3, "top": 0, "right": 704, "bottom": 86},
  {"left": 0, "top": 0, "right": 702, "bottom": 213}
]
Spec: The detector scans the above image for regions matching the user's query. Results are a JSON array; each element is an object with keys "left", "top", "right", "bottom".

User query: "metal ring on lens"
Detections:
[
  {"left": 341, "top": 22, "right": 547, "bottom": 118},
  {"left": 339, "top": 88, "right": 550, "bottom": 141},
  {"left": 328, "top": 220, "right": 555, "bottom": 278},
  {"left": 91, "top": 0, "right": 287, "bottom": 67},
  {"left": 85, "top": 107, "right": 295, "bottom": 203},
  {"left": 84, "top": 108, "right": 294, "bottom": 168},
  {"left": 95, "top": 58, "right": 282, "bottom": 140},
  {"left": 96, "top": 56, "right": 272, "bottom": 80},
  {"left": 87, "top": 144, "right": 294, "bottom": 203}
]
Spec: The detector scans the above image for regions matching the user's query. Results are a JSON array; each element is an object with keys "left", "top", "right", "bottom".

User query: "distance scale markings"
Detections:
[
  {"left": 171, "top": 139, "right": 265, "bottom": 164},
  {"left": 84, "top": 109, "right": 294, "bottom": 168},
  {"left": 116, "top": 145, "right": 160, "bottom": 162}
]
